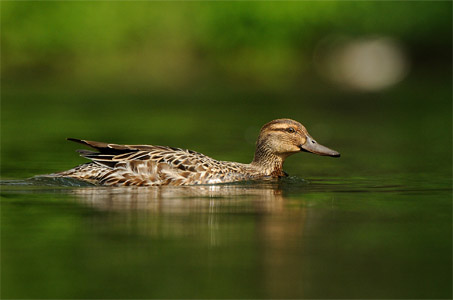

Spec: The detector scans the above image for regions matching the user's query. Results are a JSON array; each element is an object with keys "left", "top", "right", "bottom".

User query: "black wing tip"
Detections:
[
  {"left": 67, "top": 138, "right": 95, "bottom": 149},
  {"left": 67, "top": 138, "right": 83, "bottom": 143}
]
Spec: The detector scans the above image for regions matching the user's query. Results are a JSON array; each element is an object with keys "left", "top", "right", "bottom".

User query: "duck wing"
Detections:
[
  {"left": 68, "top": 138, "right": 157, "bottom": 153},
  {"left": 67, "top": 138, "right": 228, "bottom": 185},
  {"left": 68, "top": 138, "right": 178, "bottom": 167}
]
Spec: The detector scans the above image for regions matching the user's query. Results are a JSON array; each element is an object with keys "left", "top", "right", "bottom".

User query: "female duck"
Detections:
[{"left": 54, "top": 119, "right": 340, "bottom": 186}]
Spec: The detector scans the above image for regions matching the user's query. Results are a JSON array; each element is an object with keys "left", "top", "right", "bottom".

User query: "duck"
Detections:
[{"left": 53, "top": 119, "right": 340, "bottom": 186}]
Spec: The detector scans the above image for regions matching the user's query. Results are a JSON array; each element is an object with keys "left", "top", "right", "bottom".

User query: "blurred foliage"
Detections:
[{"left": 1, "top": 1, "right": 451, "bottom": 90}]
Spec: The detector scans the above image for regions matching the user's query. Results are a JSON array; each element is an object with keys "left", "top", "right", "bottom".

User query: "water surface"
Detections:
[{"left": 2, "top": 172, "right": 451, "bottom": 299}]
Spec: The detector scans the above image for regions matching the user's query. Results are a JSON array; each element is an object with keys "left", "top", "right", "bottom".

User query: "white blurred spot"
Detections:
[{"left": 314, "top": 36, "right": 410, "bottom": 92}]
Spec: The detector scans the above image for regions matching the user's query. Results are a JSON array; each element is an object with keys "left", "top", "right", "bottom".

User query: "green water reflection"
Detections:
[{"left": 2, "top": 173, "right": 452, "bottom": 299}]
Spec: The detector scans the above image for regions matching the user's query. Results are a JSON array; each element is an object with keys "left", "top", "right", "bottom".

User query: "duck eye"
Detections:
[{"left": 287, "top": 127, "right": 295, "bottom": 133}]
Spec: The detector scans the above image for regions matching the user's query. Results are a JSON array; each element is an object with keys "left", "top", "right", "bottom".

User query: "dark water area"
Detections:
[{"left": 1, "top": 76, "right": 452, "bottom": 298}]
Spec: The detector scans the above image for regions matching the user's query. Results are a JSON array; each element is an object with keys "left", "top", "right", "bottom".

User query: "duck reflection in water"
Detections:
[
  {"left": 67, "top": 180, "right": 316, "bottom": 298},
  {"left": 70, "top": 181, "right": 290, "bottom": 212}
]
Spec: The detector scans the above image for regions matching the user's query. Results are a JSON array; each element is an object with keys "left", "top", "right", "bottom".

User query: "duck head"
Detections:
[{"left": 252, "top": 119, "right": 340, "bottom": 172}]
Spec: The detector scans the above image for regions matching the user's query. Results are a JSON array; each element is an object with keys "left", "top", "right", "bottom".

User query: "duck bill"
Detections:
[{"left": 300, "top": 135, "right": 340, "bottom": 157}]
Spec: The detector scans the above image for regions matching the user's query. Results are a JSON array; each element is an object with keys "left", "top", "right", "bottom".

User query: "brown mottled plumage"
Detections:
[{"left": 52, "top": 119, "right": 340, "bottom": 186}]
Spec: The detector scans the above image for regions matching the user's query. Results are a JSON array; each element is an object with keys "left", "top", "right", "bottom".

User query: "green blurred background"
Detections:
[
  {"left": 1, "top": 1, "right": 451, "bottom": 178},
  {"left": 2, "top": 2, "right": 451, "bottom": 90}
]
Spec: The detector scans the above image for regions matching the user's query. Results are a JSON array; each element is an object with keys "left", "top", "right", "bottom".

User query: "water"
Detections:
[
  {"left": 2, "top": 175, "right": 450, "bottom": 298},
  {"left": 1, "top": 78, "right": 452, "bottom": 298}
]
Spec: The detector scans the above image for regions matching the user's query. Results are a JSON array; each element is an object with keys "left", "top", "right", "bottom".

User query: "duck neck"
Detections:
[{"left": 251, "top": 144, "right": 285, "bottom": 177}]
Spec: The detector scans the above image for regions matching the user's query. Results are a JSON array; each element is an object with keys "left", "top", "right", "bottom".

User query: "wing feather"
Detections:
[{"left": 67, "top": 138, "right": 251, "bottom": 185}]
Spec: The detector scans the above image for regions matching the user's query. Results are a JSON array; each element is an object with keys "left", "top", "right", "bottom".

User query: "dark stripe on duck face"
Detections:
[
  {"left": 267, "top": 126, "right": 302, "bottom": 135},
  {"left": 271, "top": 127, "right": 293, "bottom": 132}
]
